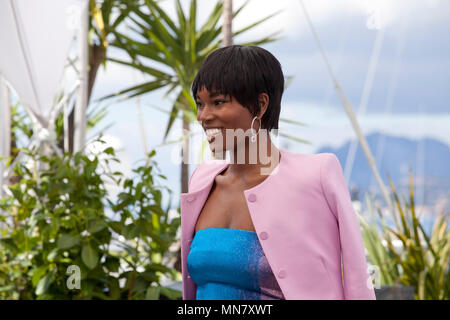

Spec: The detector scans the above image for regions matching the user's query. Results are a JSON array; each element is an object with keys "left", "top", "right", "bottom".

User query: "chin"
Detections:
[{"left": 209, "top": 144, "right": 227, "bottom": 157}]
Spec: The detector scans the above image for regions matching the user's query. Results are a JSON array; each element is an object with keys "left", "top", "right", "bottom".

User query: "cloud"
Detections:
[
  {"left": 280, "top": 101, "right": 450, "bottom": 154},
  {"left": 92, "top": 0, "right": 450, "bottom": 116}
]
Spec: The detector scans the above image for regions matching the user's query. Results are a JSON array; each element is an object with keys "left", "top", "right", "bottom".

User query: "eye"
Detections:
[
  {"left": 196, "top": 101, "right": 204, "bottom": 108},
  {"left": 214, "top": 99, "right": 226, "bottom": 105}
]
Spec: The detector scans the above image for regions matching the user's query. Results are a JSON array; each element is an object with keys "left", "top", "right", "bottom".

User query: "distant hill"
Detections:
[{"left": 316, "top": 132, "right": 450, "bottom": 208}]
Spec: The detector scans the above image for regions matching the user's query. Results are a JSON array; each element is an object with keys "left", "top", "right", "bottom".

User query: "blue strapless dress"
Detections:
[{"left": 186, "top": 228, "right": 285, "bottom": 300}]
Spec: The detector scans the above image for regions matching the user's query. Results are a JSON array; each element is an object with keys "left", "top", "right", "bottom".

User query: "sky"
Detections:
[{"left": 87, "top": 0, "right": 450, "bottom": 205}]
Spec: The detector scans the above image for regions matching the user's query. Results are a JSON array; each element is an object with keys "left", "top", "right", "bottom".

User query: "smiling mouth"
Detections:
[{"left": 205, "top": 128, "right": 223, "bottom": 143}]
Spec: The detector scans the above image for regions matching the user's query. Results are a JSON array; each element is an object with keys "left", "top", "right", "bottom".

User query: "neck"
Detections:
[{"left": 226, "top": 134, "right": 280, "bottom": 177}]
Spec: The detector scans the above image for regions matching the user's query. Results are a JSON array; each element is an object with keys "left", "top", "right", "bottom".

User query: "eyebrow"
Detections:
[{"left": 195, "top": 92, "right": 227, "bottom": 100}]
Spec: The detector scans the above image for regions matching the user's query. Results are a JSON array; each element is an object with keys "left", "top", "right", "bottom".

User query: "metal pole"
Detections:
[
  {"left": 344, "top": 26, "right": 385, "bottom": 184},
  {"left": 74, "top": 2, "right": 88, "bottom": 153},
  {"left": 0, "top": 76, "right": 11, "bottom": 202}
]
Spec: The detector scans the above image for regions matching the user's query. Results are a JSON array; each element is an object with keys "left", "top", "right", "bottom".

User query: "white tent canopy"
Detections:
[
  {"left": 0, "top": 0, "right": 87, "bottom": 125},
  {"left": 0, "top": 0, "right": 88, "bottom": 197}
]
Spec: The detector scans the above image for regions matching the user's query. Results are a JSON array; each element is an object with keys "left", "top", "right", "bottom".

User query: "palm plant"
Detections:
[
  {"left": 222, "top": 0, "right": 233, "bottom": 46},
  {"left": 359, "top": 170, "right": 449, "bottom": 300},
  {"left": 100, "top": 0, "right": 284, "bottom": 194}
]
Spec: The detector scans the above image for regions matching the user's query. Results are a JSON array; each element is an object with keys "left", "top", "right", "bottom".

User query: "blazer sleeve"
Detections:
[{"left": 320, "top": 153, "right": 376, "bottom": 300}]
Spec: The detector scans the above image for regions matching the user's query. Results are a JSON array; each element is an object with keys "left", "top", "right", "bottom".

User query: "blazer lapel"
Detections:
[
  {"left": 180, "top": 149, "right": 285, "bottom": 243},
  {"left": 180, "top": 162, "right": 230, "bottom": 243}
]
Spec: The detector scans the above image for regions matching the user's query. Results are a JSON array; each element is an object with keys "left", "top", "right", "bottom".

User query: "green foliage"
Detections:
[
  {"left": 359, "top": 171, "right": 449, "bottom": 300},
  {"left": 0, "top": 140, "right": 181, "bottom": 300}
]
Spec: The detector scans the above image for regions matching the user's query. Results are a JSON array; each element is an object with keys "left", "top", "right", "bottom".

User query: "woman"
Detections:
[{"left": 180, "top": 45, "right": 376, "bottom": 300}]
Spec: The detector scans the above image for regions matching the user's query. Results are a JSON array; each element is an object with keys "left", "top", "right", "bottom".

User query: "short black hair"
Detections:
[{"left": 191, "top": 45, "right": 284, "bottom": 132}]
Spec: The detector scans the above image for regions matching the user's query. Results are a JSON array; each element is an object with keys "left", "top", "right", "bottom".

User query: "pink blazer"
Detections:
[{"left": 180, "top": 148, "right": 376, "bottom": 300}]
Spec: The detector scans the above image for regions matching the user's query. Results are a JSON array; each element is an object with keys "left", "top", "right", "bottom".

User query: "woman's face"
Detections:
[{"left": 195, "top": 86, "right": 258, "bottom": 154}]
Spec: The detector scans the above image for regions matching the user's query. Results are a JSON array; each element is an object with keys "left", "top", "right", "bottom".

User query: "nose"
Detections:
[{"left": 197, "top": 103, "right": 214, "bottom": 125}]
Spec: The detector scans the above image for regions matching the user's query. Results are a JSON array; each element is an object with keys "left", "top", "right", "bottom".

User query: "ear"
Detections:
[{"left": 257, "top": 93, "right": 269, "bottom": 119}]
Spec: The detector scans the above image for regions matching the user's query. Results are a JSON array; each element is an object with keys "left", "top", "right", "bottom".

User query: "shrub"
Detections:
[
  {"left": 0, "top": 139, "right": 181, "bottom": 299},
  {"left": 359, "top": 171, "right": 449, "bottom": 300}
]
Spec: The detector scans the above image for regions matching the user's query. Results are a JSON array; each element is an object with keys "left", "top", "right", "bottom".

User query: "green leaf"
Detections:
[
  {"left": 97, "top": 79, "right": 169, "bottom": 102},
  {"left": 233, "top": 9, "right": 283, "bottom": 39},
  {"left": 35, "top": 270, "right": 55, "bottom": 296},
  {"left": 88, "top": 219, "right": 106, "bottom": 234},
  {"left": 105, "top": 256, "right": 121, "bottom": 273},
  {"left": 160, "top": 286, "right": 182, "bottom": 300},
  {"left": 82, "top": 244, "right": 99, "bottom": 269},
  {"left": 0, "top": 238, "right": 18, "bottom": 251},
  {"left": 57, "top": 234, "right": 80, "bottom": 249},
  {"left": 140, "top": 271, "right": 158, "bottom": 283},
  {"left": 124, "top": 224, "right": 141, "bottom": 240},
  {"left": 109, "top": 221, "right": 124, "bottom": 234},
  {"left": 107, "top": 57, "right": 170, "bottom": 79},
  {"left": 145, "top": 286, "right": 160, "bottom": 300},
  {"left": 108, "top": 277, "right": 121, "bottom": 299},
  {"left": 0, "top": 285, "right": 15, "bottom": 292},
  {"left": 148, "top": 263, "right": 170, "bottom": 274},
  {"left": 103, "top": 147, "right": 115, "bottom": 155},
  {"left": 32, "top": 266, "right": 48, "bottom": 286},
  {"left": 47, "top": 248, "right": 59, "bottom": 261},
  {"left": 196, "top": 1, "right": 222, "bottom": 50}
]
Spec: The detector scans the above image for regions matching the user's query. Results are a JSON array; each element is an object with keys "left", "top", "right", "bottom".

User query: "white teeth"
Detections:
[{"left": 206, "top": 128, "right": 222, "bottom": 136}]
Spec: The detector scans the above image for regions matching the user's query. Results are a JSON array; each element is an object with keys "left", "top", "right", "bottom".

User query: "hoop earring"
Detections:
[{"left": 250, "top": 116, "right": 261, "bottom": 143}]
